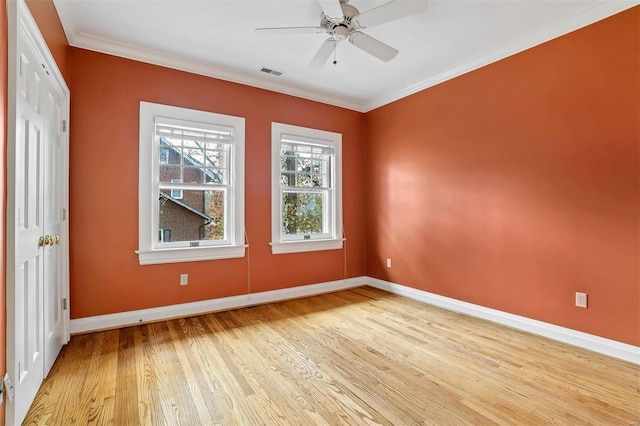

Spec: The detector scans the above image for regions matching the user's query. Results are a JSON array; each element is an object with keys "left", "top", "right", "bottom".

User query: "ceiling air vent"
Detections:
[{"left": 260, "top": 67, "right": 283, "bottom": 76}]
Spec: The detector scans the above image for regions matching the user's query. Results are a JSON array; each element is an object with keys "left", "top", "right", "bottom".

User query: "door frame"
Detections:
[{"left": 6, "top": 0, "right": 70, "bottom": 424}]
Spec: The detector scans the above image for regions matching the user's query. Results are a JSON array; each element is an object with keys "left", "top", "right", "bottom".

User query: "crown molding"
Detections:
[
  {"left": 54, "top": 0, "right": 638, "bottom": 113},
  {"left": 52, "top": 0, "right": 368, "bottom": 112},
  {"left": 364, "top": 0, "right": 640, "bottom": 111}
]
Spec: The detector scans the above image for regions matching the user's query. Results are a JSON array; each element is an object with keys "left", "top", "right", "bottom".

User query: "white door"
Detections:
[
  {"left": 6, "top": 1, "right": 70, "bottom": 424},
  {"left": 43, "top": 82, "right": 66, "bottom": 375},
  {"left": 10, "top": 32, "right": 46, "bottom": 422}
]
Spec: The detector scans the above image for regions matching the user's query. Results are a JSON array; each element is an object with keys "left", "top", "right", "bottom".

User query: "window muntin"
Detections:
[
  {"left": 271, "top": 123, "right": 342, "bottom": 254},
  {"left": 138, "top": 102, "right": 245, "bottom": 265}
]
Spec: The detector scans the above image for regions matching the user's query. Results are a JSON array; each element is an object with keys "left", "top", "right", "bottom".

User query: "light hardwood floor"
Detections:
[{"left": 25, "top": 286, "right": 639, "bottom": 425}]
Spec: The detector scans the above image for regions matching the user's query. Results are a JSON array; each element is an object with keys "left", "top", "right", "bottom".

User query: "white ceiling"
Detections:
[{"left": 52, "top": 0, "right": 637, "bottom": 112}]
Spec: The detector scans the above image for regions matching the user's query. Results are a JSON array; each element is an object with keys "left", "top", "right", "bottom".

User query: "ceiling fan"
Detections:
[{"left": 255, "top": 0, "right": 427, "bottom": 69}]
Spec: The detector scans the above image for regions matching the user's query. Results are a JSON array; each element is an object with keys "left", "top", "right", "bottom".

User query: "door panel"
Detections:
[
  {"left": 13, "top": 36, "right": 46, "bottom": 421},
  {"left": 44, "top": 89, "right": 65, "bottom": 375}
]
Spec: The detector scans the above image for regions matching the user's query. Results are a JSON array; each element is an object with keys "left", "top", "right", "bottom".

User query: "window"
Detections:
[
  {"left": 271, "top": 122, "right": 342, "bottom": 254},
  {"left": 137, "top": 101, "right": 245, "bottom": 265},
  {"left": 170, "top": 179, "right": 183, "bottom": 199}
]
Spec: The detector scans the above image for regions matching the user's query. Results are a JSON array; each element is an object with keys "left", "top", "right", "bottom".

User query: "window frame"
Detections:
[
  {"left": 137, "top": 101, "right": 245, "bottom": 265},
  {"left": 271, "top": 122, "right": 343, "bottom": 254}
]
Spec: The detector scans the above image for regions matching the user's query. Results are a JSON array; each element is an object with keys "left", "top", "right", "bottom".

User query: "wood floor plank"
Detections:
[
  {"left": 133, "top": 324, "right": 168, "bottom": 425},
  {"left": 25, "top": 286, "right": 640, "bottom": 425},
  {"left": 114, "top": 326, "right": 139, "bottom": 424}
]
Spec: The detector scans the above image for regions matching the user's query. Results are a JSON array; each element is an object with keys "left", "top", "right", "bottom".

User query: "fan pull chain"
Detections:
[{"left": 333, "top": 40, "right": 337, "bottom": 65}]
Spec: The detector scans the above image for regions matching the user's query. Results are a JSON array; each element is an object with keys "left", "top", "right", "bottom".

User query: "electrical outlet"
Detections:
[
  {"left": 575, "top": 292, "right": 587, "bottom": 308},
  {"left": 180, "top": 274, "right": 188, "bottom": 286},
  {"left": 386, "top": 258, "right": 392, "bottom": 268}
]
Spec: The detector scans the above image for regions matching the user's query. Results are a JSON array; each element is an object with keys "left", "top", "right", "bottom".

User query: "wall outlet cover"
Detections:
[{"left": 575, "top": 292, "right": 587, "bottom": 308}]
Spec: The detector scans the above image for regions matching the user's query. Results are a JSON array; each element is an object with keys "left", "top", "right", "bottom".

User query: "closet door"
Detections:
[
  {"left": 43, "top": 84, "right": 67, "bottom": 375},
  {"left": 6, "top": 1, "right": 70, "bottom": 424},
  {"left": 10, "top": 23, "right": 47, "bottom": 424}
]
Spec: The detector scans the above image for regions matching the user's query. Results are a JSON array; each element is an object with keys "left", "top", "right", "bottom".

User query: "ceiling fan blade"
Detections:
[
  {"left": 308, "top": 38, "right": 336, "bottom": 69},
  {"left": 318, "top": 0, "right": 344, "bottom": 21},
  {"left": 349, "top": 31, "right": 398, "bottom": 62},
  {"left": 357, "top": 0, "right": 427, "bottom": 28},
  {"left": 255, "top": 26, "right": 324, "bottom": 35}
]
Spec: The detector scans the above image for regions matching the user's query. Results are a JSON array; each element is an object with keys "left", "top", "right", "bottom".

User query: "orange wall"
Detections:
[
  {"left": 24, "top": 0, "right": 69, "bottom": 83},
  {"left": 365, "top": 8, "right": 639, "bottom": 346},
  {"left": 23, "top": 0, "right": 640, "bottom": 349},
  {"left": 0, "top": 0, "right": 7, "bottom": 421},
  {"left": 68, "top": 48, "right": 367, "bottom": 318}
]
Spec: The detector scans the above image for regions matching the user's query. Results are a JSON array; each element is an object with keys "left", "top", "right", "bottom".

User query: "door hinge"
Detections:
[
  {"left": 4, "top": 373, "right": 14, "bottom": 403},
  {"left": 19, "top": 56, "right": 23, "bottom": 77},
  {"left": 62, "top": 120, "right": 67, "bottom": 132},
  {"left": 62, "top": 209, "right": 66, "bottom": 221},
  {"left": 62, "top": 298, "right": 68, "bottom": 310}
]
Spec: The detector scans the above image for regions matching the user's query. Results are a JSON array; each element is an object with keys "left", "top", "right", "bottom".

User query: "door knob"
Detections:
[{"left": 39, "top": 235, "right": 60, "bottom": 247}]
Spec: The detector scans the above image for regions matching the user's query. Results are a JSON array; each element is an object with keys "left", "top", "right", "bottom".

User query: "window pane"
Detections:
[
  {"left": 183, "top": 166, "right": 206, "bottom": 184},
  {"left": 296, "top": 157, "right": 311, "bottom": 172},
  {"left": 296, "top": 173, "right": 313, "bottom": 187},
  {"left": 160, "top": 138, "right": 182, "bottom": 164},
  {"left": 183, "top": 146, "right": 207, "bottom": 164},
  {"left": 281, "top": 154, "right": 295, "bottom": 172},
  {"left": 160, "top": 165, "right": 181, "bottom": 182},
  {"left": 158, "top": 189, "right": 225, "bottom": 242},
  {"left": 207, "top": 145, "right": 226, "bottom": 168},
  {"left": 205, "top": 168, "right": 225, "bottom": 184},
  {"left": 281, "top": 172, "right": 294, "bottom": 186},
  {"left": 159, "top": 147, "right": 169, "bottom": 164},
  {"left": 282, "top": 192, "right": 325, "bottom": 236}
]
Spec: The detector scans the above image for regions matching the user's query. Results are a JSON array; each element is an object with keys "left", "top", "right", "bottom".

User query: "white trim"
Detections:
[
  {"left": 138, "top": 101, "right": 245, "bottom": 264},
  {"left": 271, "top": 122, "right": 343, "bottom": 254},
  {"left": 366, "top": 277, "right": 640, "bottom": 365},
  {"left": 53, "top": 0, "right": 637, "bottom": 113},
  {"left": 51, "top": 0, "right": 367, "bottom": 112},
  {"left": 136, "top": 245, "right": 247, "bottom": 265},
  {"left": 270, "top": 238, "right": 344, "bottom": 255},
  {"left": 69, "top": 275, "right": 639, "bottom": 364},
  {"left": 70, "top": 277, "right": 367, "bottom": 334}
]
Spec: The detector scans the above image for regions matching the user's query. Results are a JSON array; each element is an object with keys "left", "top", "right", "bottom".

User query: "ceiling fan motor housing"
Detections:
[{"left": 321, "top": 3, "right": 360, "bottom": 40}]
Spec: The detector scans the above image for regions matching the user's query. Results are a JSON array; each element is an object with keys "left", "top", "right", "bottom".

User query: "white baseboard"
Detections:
[
  {"left": 366, "top": 277, "right": 639, "bottom": 365},
  {"left": 70, "top": 277, "right": 366, "bottom": 334},
  {"left": 70, "top": 275, "right": 639, "bottom": 365}
]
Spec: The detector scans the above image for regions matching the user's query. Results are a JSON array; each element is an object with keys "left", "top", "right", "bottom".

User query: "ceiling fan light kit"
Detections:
[{"left": 255, "top": 0, "right": 427, "bottom": 69}]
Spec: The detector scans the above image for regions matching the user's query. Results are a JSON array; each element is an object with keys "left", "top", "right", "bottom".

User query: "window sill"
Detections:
[
  {"left": 270, "top": 238, "right": 344, "bottom": 255},
  {"left": 136, "top": 244, "right": 247, "bottom": 265}
]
